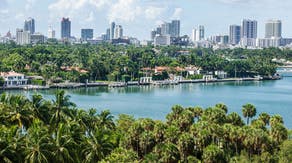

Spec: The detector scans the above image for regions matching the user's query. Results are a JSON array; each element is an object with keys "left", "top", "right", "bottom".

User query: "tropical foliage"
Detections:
[
  {"left": 0, "top": 91, "right": 291, "bottom": 162},
  {"left": 0, "top": 44, "right": 284, "bottom": 83}
]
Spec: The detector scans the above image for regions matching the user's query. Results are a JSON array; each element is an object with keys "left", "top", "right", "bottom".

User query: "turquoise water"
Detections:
[{"left": 2, "top": 76, "right": 292, "bottom": 128}]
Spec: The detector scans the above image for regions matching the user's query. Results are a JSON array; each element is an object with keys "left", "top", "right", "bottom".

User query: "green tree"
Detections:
[{"left": 242, "top": 103, "right": 256, "bottom": 125}]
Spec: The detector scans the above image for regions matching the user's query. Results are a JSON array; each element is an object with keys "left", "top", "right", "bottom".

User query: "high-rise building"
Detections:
[
  {"left": 198, "top": 25, "right": 205, "bottom": 41},
  {"left": 48, "top": 26, "right": 56, "bottom": 39},
  {"left": 170, "top": 20, "right": 180, "bottom": 37},
  {"left": 192, "top": 25, "right": 205, "bottom": 42},
  {"left": 241, "top": 19, "right": 257, "bottom": 39},
  {"left": 156, "top": 27, "right": 162, "bottom": 35},
  {"left": 106, "top": 28, "right": 111, "bottom": 40},
  {"left": 229, "top": 25, "right": 241, "bottom": 45},
  {"left": 151, "top": 29, "right": 157, "bottom": 41},
  {"left": 241, "top": 19, "right": 257, "bottom": 47},
  {"left": 81, "top": 29, "right": 93, "bottom": 40},
  {"left": 191, "top": 28, "right": 196, "bottom": 42},
  {"left": 161, "top": 22, "right": 171, "bottom": 36},
  {"left": 61, "top": 18, "right": 71, "bottom": 39},
  {"left": 110, "top": 22, "right": 115, "bottom": 40},
  {"left": 265, "top": 20, "right": 282, "bottom": 38},
  {"left": 160, "top": 20, "right": 181, "bottom": 38},
  {"left": 24, "top": 17, "right": 35, "bottom": 34},
  {"left": 16, "top": 29, "right": 31, "bottom": 45},
  {"left": 114, "top": 25, "right": 123, "bottom": 39}
]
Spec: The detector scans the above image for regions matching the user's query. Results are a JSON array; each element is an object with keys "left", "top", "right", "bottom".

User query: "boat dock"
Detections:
[{"left": 0, "top": 77, "right": 267, "bottom": 90}]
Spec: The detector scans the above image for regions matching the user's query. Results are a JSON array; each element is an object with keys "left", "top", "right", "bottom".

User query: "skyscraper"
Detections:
[
  {"left": 81, "top": 29, "right": 93, "bottom": 40},
  {"left": 170, "top": 20, "right": 180, "bottom": 37},
  {"left": 161, "top": 22, "right": 171, "bottom": 36},
  {"left": 192, "top": 25, "right": 205, "bottom": 42},
  {"left": 61, "top": 18, "right": 71, "bottom": 39},
  {"left": 48, "top": 26, "right": 56, "bottom": 39},
  {"left": 265, "top": 20, "right": 282, "bottom": 38},
  {"left": 24, "top": 17, "right": 35, "bottom": 34},
  {"left": 114, "top": 25, "right": 123, "bottom": 39},
  {"left": 16, "top": 29, "right": 31, "bottom": 45},
  {"left": 229, "top": 25, "right": 241, "bottom": 45},
  {"left": 110, "top": 22, "right": 115, "bottom": 40},
  {"left": 241, "top": 19, "right": 257, "bottom": 39},
  {"left": 198, "top": 25, "right": 205, "bottom": 41},
  {"left": 241, "top": 19, "right": 257, "bottom": 46},
  {"left": 161, "top": 20, "right": 180, "bottom": 37},
  {"left": 106, "top": 28, "right": 111, "bottom": 40},
  {"left": 151, "top": 29, "right": 157, "bottom": 41}
]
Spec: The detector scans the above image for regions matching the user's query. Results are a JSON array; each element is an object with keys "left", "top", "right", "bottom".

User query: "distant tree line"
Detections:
[{"left": 0, "top": 43, "right": 289, "bottom": 83}]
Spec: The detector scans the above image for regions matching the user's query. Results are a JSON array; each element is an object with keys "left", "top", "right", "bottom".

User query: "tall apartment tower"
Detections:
[
  {"left": 229, "top": 25, "right": 241, "bottom": 45},
  {"left": 114, "top": 25, "right": 123, "bottom": 39},
  {"left": 110, "top": 22, "right": 116, "bottom": 40},
  {"left": 241, "top": 19, "right": 257, "bottom": 39},
  {"left": 106, "top": 28, "right": 111, "bottom": 40},
  {"left": 265, "top": 20, "right": 282, "bottom": 38},
  {"left": 61, "top": 18, "right": 71, "bottom": 39},
  {"left": 16, "top": 29, "right": 31, "bottom": 45},
  {"left": 198, "top": 25, "right": 205, "bottom": 41},
  {"left": 24, "top": 17, "right": 35, "bottom": 34},
  {"left": 241, "top": 19, "right": 257, "bottom": 46},
  {"left": 171, "top": 20, "right": 180, "bottom": 38},
  {"left": 48, "top": 26, "right": 56, "bottom": 39}
]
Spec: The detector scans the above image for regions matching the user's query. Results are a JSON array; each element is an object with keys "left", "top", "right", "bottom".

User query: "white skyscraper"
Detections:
[
  {"left": 48, "top": 26, "right": 56, "bottom": 39},
  {"left": 16, "top": 29, "right": 31, "bottom": 45},
  {"left": 191, "top": 29, "right": 196, "bottom": 42},
  {"left": 114, "top": 25, "right": 123, "bottom": 39},
  {"left": 192, "top": 25, "right": 205, "bottom": 42},
  {"left": 265, "top": 20, "right": 282, "bottom": 38}
]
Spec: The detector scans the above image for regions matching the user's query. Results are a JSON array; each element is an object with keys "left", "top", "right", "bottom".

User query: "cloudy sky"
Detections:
[{"left": 0, "top": 0, "right": 292, "bottom": 40}]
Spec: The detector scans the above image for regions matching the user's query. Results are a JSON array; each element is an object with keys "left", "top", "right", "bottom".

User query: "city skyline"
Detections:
[{"left": 1, "top": 0, "right": 292, "bottom": 40}]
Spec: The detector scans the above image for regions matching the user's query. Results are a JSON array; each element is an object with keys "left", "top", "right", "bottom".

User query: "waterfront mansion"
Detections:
[{"left": 0, "top": 71, "right": 28, "bottom": 86}]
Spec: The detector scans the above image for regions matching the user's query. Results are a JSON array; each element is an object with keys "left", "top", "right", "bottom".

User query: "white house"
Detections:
[{"left": 0, "top": 71, "right": 28, "bottom": 86}]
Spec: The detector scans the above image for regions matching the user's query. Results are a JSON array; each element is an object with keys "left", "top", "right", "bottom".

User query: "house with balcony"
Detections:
[{"left": 0, "top": 71, "right": 28, "bottom": 87}]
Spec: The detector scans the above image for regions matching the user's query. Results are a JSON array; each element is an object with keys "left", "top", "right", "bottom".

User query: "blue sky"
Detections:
[{"left": 0, "top": 0, "right": 292, "bottom": 40}]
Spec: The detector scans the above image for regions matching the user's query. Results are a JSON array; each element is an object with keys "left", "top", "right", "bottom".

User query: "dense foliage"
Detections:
[
  {"left": 0, "top": 90, "right": 291, "bottom": 162},
  {"left": 0, "top": 43, "right": 286, "bottom": 83}
]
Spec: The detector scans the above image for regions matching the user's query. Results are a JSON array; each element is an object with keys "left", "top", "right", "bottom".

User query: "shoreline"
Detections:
[{"left": 0, "top": 77, "right": 274, "bottom": 91}]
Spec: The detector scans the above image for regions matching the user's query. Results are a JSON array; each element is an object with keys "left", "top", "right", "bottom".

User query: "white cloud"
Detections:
[
  {"left": 171, "top": 8, "right": 183, "bottom": 20},
  {"left": 145, "top": 6, "right": 165, "bottom": 20},
  {"left": 85, "top": 11, "right": 94, "bottom": 22},
  {"left": 107, "top": 0, "right": 142, "bottom": 23},
  {"left": 48, "top": 0, "right": 110, "bottom": 21},
  {"left": 25, "top": 0, "right": 36, "bottom": 11}
]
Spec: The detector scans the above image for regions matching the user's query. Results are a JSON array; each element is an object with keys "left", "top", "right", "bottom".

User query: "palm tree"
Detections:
[
  {"left": 258, "top": 112, "right": 270, "bottom": 126},
  {"left": 0, "top": 125, "right": 23, "bottom": 163},
  {"left": 215, "top": 103, "right": 228, "bottom": 114},
  {"left": 24, "top": 119, "right": 53, "bottom": 163},
  {"left": 177, "top": 133, "right": 195, "bottom": 161},
  {"left": 160, "top": 143, "right": 180, "bottom": 163},
  {"left": 1, "top": 94, "right": 34, "bottom": 131},
  {"left": 97, "top": 110, "right": 115, "bottom": 130},
  {"left": 82, "top": 129, "right": 114, "bottom": 163},
  {"left": 270, "top": 115, "right": 284, "bottom": 127},
  {"left": 50, "top": 90, "right": 76, "bottom": 130},
  {"left": 270, "top": 123, "right": 288, "bottom": 145},
  {"left": 202, "top": 144, "right": 226, "bottom": 163},
  {"left": 242, "top": 103, "right": 256, "bottom": 125},
  {"left": 51, "top": 123, "right": 76, "bottom": 163},
  {"left": 227, "top": 112, "right": 244, "bottom": 126},
  {"left": 30, "top": 94, "right": 52, "bottom": 125}
]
